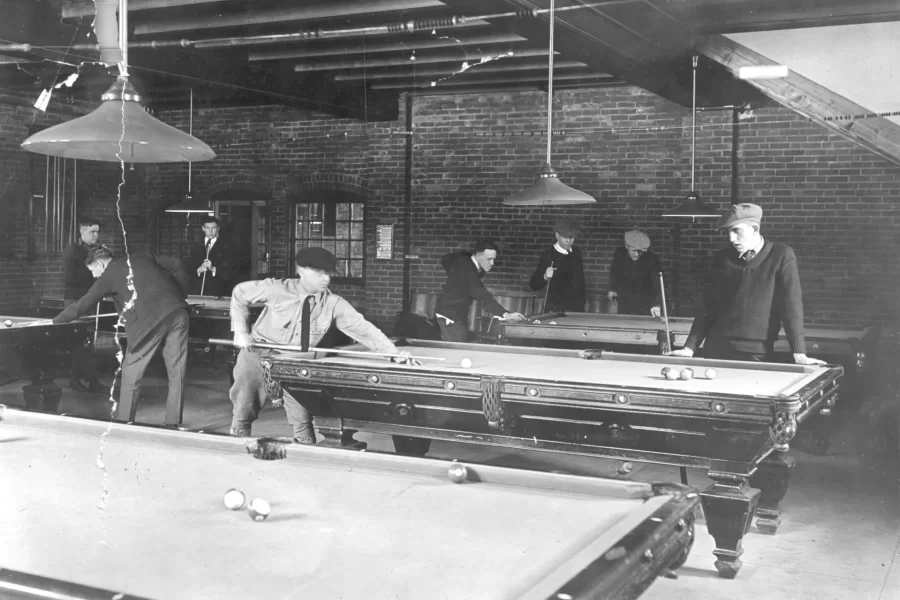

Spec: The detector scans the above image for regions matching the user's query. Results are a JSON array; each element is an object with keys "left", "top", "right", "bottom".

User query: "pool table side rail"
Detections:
[{"left": 0, "top": 568, "right": 152, "bottom": 600}]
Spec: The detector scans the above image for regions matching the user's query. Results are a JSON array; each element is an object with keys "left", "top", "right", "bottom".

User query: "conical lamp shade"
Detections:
[
  {"left": 21, "top": 78, "right": 216, "bottom": 163},
  {"left": 165, "top": 194, "right": 213, "bottom": 214},
  {"left": 661, "top": 191, "right": 720, "bottom": 219},
  {"left": 503, "top": 165, "right": 596, "bottom": 206}
]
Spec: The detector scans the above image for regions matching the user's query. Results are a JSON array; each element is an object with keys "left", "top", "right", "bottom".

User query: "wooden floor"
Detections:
[{"left": 1, "top": 344, "right": 897, "bottom": 600}]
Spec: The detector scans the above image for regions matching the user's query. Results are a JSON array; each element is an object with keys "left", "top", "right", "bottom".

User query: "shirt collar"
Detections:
[
  {"left": 470, "top": 255, "right": 482, "bottom": 272},
  {"left": 741, "top": 236, "right": 765, "bottom": 260},
  {"left": 553, "top": 243, "right": 569, "bottom": 255}
]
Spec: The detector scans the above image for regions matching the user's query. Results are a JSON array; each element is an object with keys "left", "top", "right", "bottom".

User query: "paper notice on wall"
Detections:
[{"left": 376, "top": 224, "right": 393, "bottom": 260}]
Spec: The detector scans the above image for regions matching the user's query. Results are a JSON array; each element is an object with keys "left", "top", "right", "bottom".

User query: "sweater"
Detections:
[
  {"left": 685, "top": 240, "right": 806, "bottom": 355},
  {"left": 436, "top": 251, "right": 507, "bottom": 323},
  {"left": 608, "top": 247, "right": 663, "bottom": 315},
  {"left": 62, "top": 241, "right": 99, "bottom": 300},
  {"left": 529, "top": 246, "right": 586, "bottom": 312}
]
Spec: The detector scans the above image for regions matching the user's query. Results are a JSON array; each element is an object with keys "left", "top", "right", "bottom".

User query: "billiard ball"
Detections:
[
  {"left": 3, "top": 320, "right": 11, "bottom": 327},
  {"left": 705, "top": 368, "right": 717, "bottom": 380},
  {"left": 448, "top": 463, "right": 468, "bottom": 483},
  {"left": 660, "top": 367, "right": 671, "bottom": 378},
  {"left": 223, "top": 489, "right": 245, "bottom": 510},
  {"left": 617, "top": 461, "right": 633, "bottom": 475},
  {"left": 679, "top": 368, "right": 694, "bottom": 381},
  {"left": 247, "top": 498, "right": 271, "bottom": 522},
  {"left": 548, "top": 321, "right": 557, "bottom": 325},
  {"left": 460, "top": 357, "right": 473, "bottom": 368},
  {"left": 665, "top": 368, "right": 680, "bottom": 380}
]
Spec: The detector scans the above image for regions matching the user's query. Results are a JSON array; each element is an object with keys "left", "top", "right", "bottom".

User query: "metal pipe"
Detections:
[
  {"left": 44, "top": 156, "right": 49, "bottom": 251},
  {"left": 369, "top": 72, "right": 614, "bottom": 90},
  {"left": 65, "top": 0, "right": 226, "bottom": 18},
  {"left": 296, "top": 48, "right": 551, "bottom": 72},
  {"left": 136, "top": 0, "right": 445, "bottom": 35},
  {"left": 249, "top": 33, "right": 525, "bottom": 62},
  {"left": 73, "top": 160, "right": 78, "bottom": 241},
  {"left": 545, "top": 0, "right": 556, "bottom": 166},
  {"left": 92, "top": 0, "right": 122, "bottom": 67},
  {"left": 120, "top": 0, "right": 129, "bottom": 77},
  {"left": 690, "top": 55, "right": 697, "bottom": 192},
  {"left": 334, "top": 60, "right": 586, "bottom": 81}
]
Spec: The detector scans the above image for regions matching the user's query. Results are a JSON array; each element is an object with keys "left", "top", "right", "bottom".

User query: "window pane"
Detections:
[
  {"left": 336, "top": 259, "right": 348, "bottom": 277},
  {"left": 350, "top": 241, "right": 364, "bottom": 259},
  {"left": 295, "top": 205, "right": 307, "bottom": 220},
  {"left": 295, "top": 221, "right": 306, "bottom": 238},
  {"left": 336, "top": 203, "right": 350, "bottom": 220},
  {"left": 349, "top": 260, "right": 364, "bottom": 278},
  {"left": 336, "top": 222, "right": 349, "bottom": 238},
  {"left": 309, "top": 204, "right": 322, "bottom": 219},
  {"left": 351, "top": 203, "right": 364, "bottom": 221},
  {"left": 306, "top": 240, "right": 321, "bottom": 248},
  {"left": 336, "top": 241, "right": 349, "bottom": 258},
  {"left": 321, "top": 241, "right": 335, "bottom": 254},
  {"left": 256, "top": 246, "right": 267, "bottom": 258},
  {"left": 295, "top": 241, "right": 306, "bottom": 253},
  {"left": 351, "top": 223, "right": 364, "bottom": 239},
  {"left": 310, "top": 221, "right": 322, "bottom": 237}
]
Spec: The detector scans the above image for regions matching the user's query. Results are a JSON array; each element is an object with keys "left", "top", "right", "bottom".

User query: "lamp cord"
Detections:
[{"left": 545, "top": 0, "right": 555, "bottom": 166}]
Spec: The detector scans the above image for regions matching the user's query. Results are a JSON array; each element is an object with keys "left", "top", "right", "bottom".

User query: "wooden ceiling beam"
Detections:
[
  {"left": 686, "top": 0, "right": 900, "bottom": 34},
  {"left": 697, "top": 34, "right": 900, "bottom": 167}
]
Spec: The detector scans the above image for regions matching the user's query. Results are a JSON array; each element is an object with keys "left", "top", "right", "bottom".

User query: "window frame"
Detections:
[{"left": 289, "top": 190, "right": 366, "bottom": 285}]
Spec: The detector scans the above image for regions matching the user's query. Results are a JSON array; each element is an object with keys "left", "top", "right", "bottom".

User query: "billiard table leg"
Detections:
[
  {"left": 748, "top": 451, "right": 795, "bottom": 535},
  {"left": 700, "top": 474, "right": 761, "bottom": 579}
]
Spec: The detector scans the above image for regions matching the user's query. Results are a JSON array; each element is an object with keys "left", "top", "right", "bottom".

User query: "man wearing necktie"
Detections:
[
  {"left": 435, "top": 240, "right": 526, "bottom": 342},
  {"left": 669, "top": 203, "right": 824, "bottom": 365},
  {"left": 187, "top": 216, "right": 230, "bottom": 297},
  {"left": 228, "top": 247, "right": 419, "bottom": 443}
]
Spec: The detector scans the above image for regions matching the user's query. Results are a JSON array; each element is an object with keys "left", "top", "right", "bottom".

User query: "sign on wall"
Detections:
[{"left": 375, "top": 224, "right": 394, "bottom": 260}]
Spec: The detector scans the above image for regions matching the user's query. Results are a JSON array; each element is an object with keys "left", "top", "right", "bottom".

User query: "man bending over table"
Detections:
[
  {"left": 229, "top": 247, "right": 419, "bottom": 444},
  {"left": 435, "top": 240, "right": 526, "bottom": 342},
  {"left": 668, "top": 203, "right": 824, "bottom": 366}
]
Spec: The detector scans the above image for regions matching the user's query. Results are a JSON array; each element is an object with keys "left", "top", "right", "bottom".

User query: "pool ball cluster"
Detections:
[
  {"left": 661, "top": 366, "right": 717, "bottom": 381},
  {"left": 223, "top": 489, "right": 271, "bottom": 521}
]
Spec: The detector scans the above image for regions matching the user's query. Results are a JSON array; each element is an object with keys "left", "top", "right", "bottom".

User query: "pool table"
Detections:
[
  {"left": 259, "top": 339, "right": 844, "bottom": 579},
  {"left": 0, "top": 406, "right": 698, "bottom": 600},
  {"left": 0, "top": 316, "right": 94, "bottom": 412}
]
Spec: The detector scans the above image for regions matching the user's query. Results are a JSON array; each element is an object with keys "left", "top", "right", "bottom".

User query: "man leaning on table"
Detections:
[
  {"left": 668, "top": 203, "right": 824, "bottom": 366},
  {"left": 229, "top": 247, "right": 419, "bottom": 444}
]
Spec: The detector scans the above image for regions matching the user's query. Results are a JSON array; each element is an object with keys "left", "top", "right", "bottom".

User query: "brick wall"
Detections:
[{"left": 2, "top": 86, "right": 898, "bottom": 333}]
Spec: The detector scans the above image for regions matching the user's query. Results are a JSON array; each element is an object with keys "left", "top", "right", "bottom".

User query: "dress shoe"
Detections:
[{"left": 69, "top": 378, "right": 90, "bottom": 393}]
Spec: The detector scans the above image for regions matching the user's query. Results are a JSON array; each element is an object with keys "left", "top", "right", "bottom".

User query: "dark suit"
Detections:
[
  {"left": 54, "top": 252, "right": 190, "bottom": 425},
  {"left": 61, "top": 241, "right": 106, "bottom": 385},
  {"left": 186, "top": 237, "right": 230, "bottom": 297}
]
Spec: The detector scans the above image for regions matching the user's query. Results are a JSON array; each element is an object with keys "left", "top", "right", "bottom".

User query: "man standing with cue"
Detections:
[
  {"left": 529, "top": 219, "right": 586, "bottom": 312},
  {"left": 228, "top": 247, "right": 420, "bottom": 444},
  {"left": 187, "top": 216, "right": 230, "bottom": 297}
]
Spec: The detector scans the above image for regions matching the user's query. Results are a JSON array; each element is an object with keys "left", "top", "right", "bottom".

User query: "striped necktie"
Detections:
[{"left": 743, "top": 249, "right": 756, "bottom": 262}]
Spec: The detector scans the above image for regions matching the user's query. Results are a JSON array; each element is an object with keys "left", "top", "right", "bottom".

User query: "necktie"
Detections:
[
  {"left": 300, "top": 296, "right": 313, "bottom": 352},
  {"left": 205, "top": 239, "right": 212, "bottom": 253},
  {"left": 743, "top": 249, "right": 756, "bottom": 262}
]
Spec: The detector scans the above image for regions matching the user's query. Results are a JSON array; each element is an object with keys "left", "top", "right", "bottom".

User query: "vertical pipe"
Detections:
[
  {"left": 119, "top": 0, "right": 129, "bottom": 76},
  {"left": 73, "top": 160, "right": 78, "bottom": 240},
  {"left": 690, "top": 55, "right": 697, "bottom": 193},
  {"left": 401, "top": 93, "right": 413, "bottom": 312},
  {"left": 44, "top": 156, "right": 49, "bottom": 251},
  {"left": 731, "top": 107, "right": 739, "bottom": 205},
  {"left": 672, "top": 223, "right": 682, "bottom": 315}
]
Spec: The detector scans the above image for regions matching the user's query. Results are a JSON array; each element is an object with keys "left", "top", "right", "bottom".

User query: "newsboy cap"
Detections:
[
  {"left": 717, "top": 203, "right": 762, "bottom": 230},
  {"left": 295, "top": 247, "right": 337, "bottom": 271},
  {"left": 624, "top": 230, "right": 650, "bottom": 251},
  {"left": 554, "top": 219, "right": 580, "bottom": 236}
]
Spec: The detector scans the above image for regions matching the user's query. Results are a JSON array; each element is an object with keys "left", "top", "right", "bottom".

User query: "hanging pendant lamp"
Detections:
[
  {"left": 503, "top": 0, "right": 595, "bottom": 206},
  {"left": 166, "top": 90, "right": 212, "bottom": 215},
  {"left": 662, "top": 56, "right": 719, "bottom": 221},
  {"left": 21, "top": 0, "right": 215, "bottom": 164}
]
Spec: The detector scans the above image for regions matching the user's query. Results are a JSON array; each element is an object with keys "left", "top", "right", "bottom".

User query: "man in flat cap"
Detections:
[
  {"left": 608, "top": 229, "right": 664, "bottom": 317},
  {"left": 229, "top": 247, "right": 419, "bottom": 443},
  {"left": 436, "top": 240, "right": 526, "bottom": 342},
  {"left": 529, "top": 219, "right": 586, "bottom": 312},
  {"left": 669, "top": 203, "right": 824, "bottom": 365}
]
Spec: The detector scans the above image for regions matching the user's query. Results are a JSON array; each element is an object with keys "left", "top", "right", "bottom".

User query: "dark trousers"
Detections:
[
  {"left": 65, "top": 299, "right": 98, "bottom": 382},
  {"left": 701, "top": 336, "right": 771, "bottom": 362},
  {"left": 117, "top": 308, "right": 189, "bottom": 426},
  {"left": 438, "top": 317, "right": 470, "bottom": 342}
]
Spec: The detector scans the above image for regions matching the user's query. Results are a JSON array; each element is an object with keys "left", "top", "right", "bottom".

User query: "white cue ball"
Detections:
[
  {"left": 679, "top": 368, "right": 694, "bottom": 381},
  {"left": 705, "top": 368, "right": 717, "bottom": 380},
  {"left": 3, "top": 320, "right": 12, "bottom": 327},
  {"left": 548, "top": 321, "right": 557, "bottom": 325},
  {"left": 665, "top": 368, "right": 680, "bottom": 380},
  {"left": 460, "top": 357, "right": 473, "bottom": 368},
  {"left": 247, "top": 498, "right": 271, "bottom": 522},
  {"left": 223, "top": 489, "right": 245, "bottom": 510}
]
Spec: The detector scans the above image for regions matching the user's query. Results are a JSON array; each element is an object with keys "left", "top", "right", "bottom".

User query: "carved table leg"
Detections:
[
  {"left": 749, "top": 451, "right": 795, "bottom": 535},
  {"left": 700, "top": 474, "right": 761, "bottom": 579}
]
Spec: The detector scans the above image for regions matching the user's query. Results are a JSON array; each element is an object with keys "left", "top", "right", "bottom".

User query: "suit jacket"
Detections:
[
  {"left": 54, "top": 252, "right": 190, "bottom": 347},
  {"left": 186, "top": 237, "right": 231, "bottom": 296},
  {"left": 62, "top": 241, "right": 106, "bottom": 300}
]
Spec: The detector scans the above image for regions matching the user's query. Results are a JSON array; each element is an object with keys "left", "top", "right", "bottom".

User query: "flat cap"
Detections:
[
  {"left": 554, "top": 219, "right": 580, "bottom": 236},
  {"left": 295, "top": 247, "right": 337, "bottom": 271},
  {"left": 624, "top": 230, "right": 650, "bottom": 251},
  {"left": 717, "top": 203, "right": 762, "bottom": 230}
]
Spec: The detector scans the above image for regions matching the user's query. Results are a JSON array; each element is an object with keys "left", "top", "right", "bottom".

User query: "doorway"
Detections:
[{"left": 215, "top": 200, "right": 270, "bottom": 292}]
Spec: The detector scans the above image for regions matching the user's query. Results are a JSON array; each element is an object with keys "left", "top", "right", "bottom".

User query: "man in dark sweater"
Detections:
[
  {"left": 435, "top": 240, "right": 526, "bottom": 342},
  {"left": 669, "top": 203, "right": 824, "bottom": 365},
  {"left": 186, "top": 216, "right": 231, "bottom": 297},
  {"left": 51, "top": 247, "right": 192, "bottom": 425},
  {"left": 60, "top": 217, "right": 108, "bottom": 393},
  {"left": 608, "top": 230, "right": 663, "bottom": 317},
  {"left": 529, "top": 219, "right": 586, "bottom": 312}
]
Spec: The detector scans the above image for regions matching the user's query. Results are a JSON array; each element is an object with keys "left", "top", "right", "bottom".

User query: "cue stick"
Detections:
[
  {"left": 200, "top": 241, "right": 211, "bottom": 296},
  {"left": 657, "top": 271, "right": 671, "bottom": 354},
  {"left": 90, "top": 301, "right": 101, "bottom": 357},
  {"left": 542, "top": 260, "right": 554, "bottom": 312},
  {"left": 208, "top": 338, "right": 446, "bottom": 362}
]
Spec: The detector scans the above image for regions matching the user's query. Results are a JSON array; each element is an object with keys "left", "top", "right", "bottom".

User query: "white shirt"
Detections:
[
  {"left": 741, "top": 235, "right": 765, "bottom": 261},
  {"left": 553, "top": 243, "right": 570, "bottom": 255}
]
